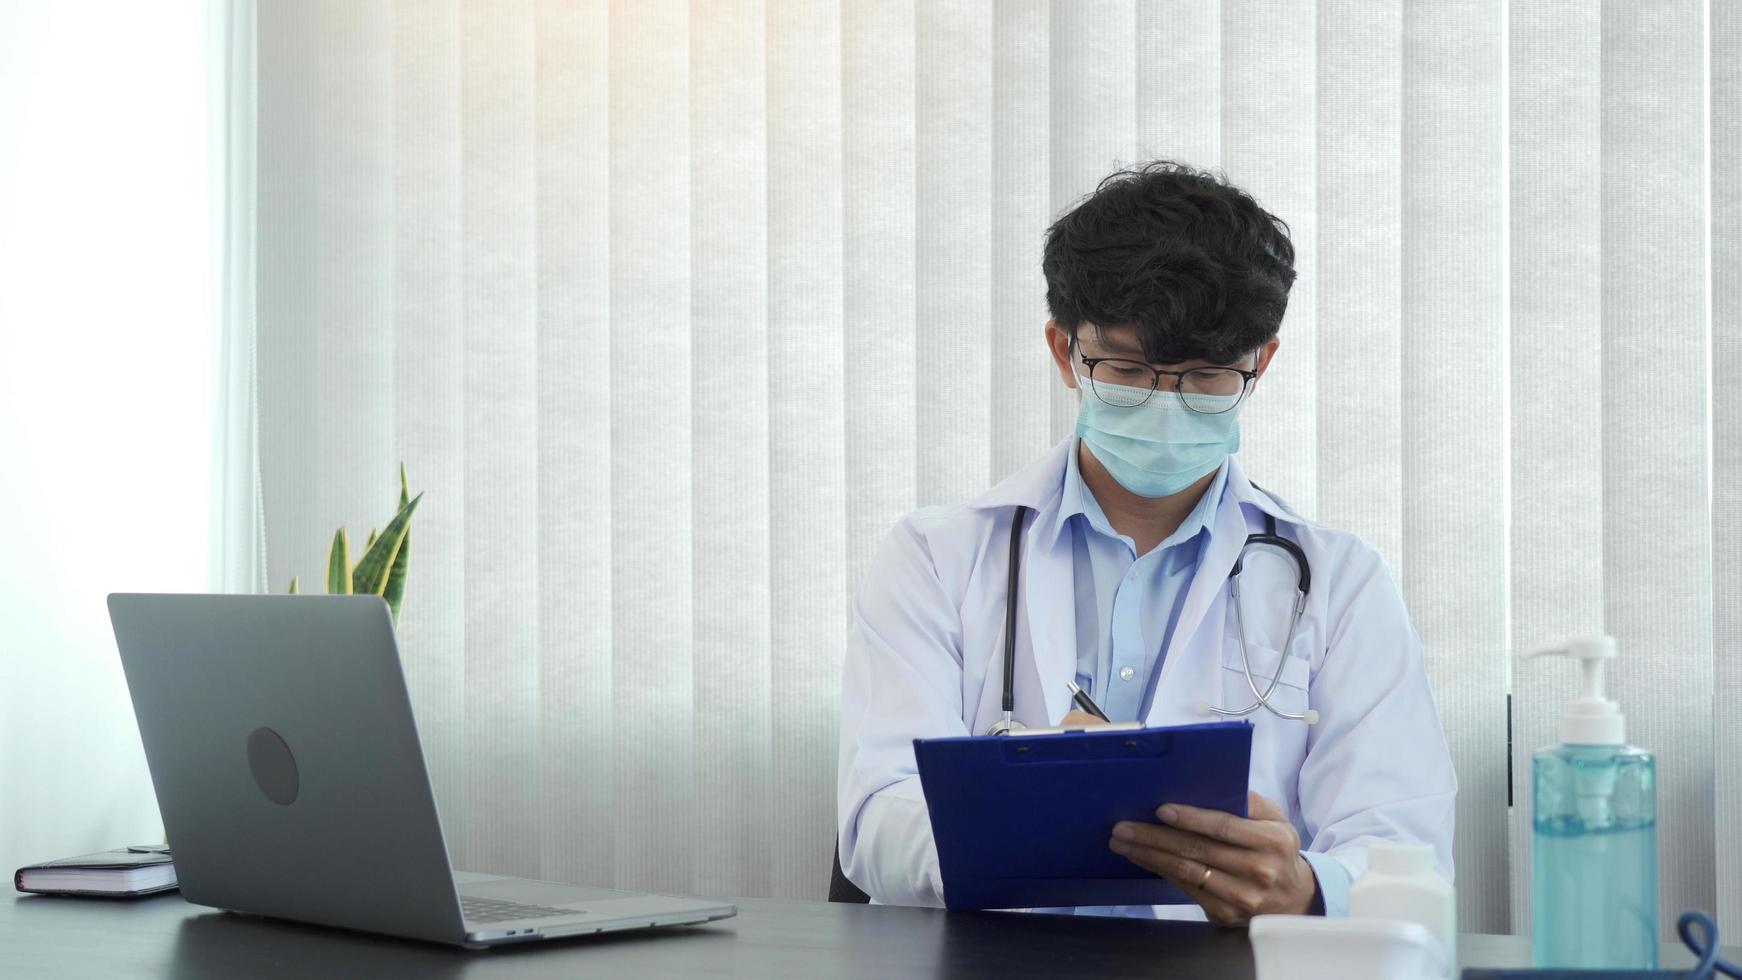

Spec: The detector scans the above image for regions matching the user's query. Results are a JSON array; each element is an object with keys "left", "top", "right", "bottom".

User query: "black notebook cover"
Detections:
[{"left": 14, "top": 848, "right": 178, "bottom": 898}]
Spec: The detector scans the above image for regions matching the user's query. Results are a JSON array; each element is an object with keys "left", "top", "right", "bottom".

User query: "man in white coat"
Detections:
[{"left": 836, "top": 161, "right": 1456, "bottom": 924}]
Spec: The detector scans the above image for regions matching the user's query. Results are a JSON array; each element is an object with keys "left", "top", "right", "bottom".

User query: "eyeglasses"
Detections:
[{"left": 1077, "top": 351, "right": 1259, "bottom": 414}]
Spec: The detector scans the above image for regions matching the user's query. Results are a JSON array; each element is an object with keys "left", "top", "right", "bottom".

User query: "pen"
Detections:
[{"left": 1064, "top": 681, "right": 1111, "bottom": 723}]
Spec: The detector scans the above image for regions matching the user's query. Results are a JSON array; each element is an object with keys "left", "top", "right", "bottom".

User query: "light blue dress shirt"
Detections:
[
  {"left": 1055, "top": 438, "right": 1224, "bottom": 723},
  {"left": 1051, "top": 439, "right": 1351, "bottom": 918}
]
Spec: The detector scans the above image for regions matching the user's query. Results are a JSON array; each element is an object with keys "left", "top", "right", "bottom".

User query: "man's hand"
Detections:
[
  {"left": 1059, "top": 710, "right": 1109, "bottom": 727},
  {"left": 1108, "top": 791, "right": 1319, "bottom": 926}
]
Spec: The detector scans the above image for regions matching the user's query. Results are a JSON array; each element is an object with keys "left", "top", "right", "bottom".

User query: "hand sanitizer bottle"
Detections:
[{"left": 1520, "top": 635, "right": 1657, "bottom": 969}]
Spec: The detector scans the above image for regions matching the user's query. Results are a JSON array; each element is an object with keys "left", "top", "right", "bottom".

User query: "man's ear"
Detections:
[
  {"left": 1255, "top": 338, "right": 1281, "bottom": 378},
  {"left": 1045, "top": 320, "right": 1079, "bottom": 389}
]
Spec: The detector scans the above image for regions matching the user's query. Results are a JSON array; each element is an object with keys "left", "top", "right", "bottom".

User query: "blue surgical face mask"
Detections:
[{"left": 1073, "top": 376, "right": 1242, "bottom": 498}]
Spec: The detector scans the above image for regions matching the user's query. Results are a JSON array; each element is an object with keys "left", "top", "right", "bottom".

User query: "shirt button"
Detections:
[{"left": 1119, "top": 666, "right": 1136, "bottom": 682}]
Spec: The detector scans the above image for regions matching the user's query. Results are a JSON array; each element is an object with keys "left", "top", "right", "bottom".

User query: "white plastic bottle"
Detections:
[{"left": 1348, "top": 841, "right": 1457, "bottom": 967}]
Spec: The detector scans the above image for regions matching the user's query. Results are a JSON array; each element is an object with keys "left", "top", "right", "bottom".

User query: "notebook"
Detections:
[{"left": 14, "top": 848, "right": 179, "bottom": 897}]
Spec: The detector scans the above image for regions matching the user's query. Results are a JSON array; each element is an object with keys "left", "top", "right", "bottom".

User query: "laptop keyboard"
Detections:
[{"left": 461, "top": 895, "right": 583, "bottom": 923}]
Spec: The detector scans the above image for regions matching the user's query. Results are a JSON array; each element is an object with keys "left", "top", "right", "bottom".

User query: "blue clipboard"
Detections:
[{"left": 913, "top": 720, "right": 1253, "bottom": 910}]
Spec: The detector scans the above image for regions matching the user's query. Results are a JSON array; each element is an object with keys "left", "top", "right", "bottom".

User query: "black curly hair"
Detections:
[{"left": 1043, "top": 160, "right": 1296, "bottom": 366}]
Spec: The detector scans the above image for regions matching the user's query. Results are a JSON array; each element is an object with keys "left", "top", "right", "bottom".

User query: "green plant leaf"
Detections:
[
  {"left": 381, "top": 464, "right": 414, "bottom": 621},
  {"left": 327, "top": 528, "right": 351, "bottom": 594},
  {"left": 352, "top": 492, "right": 421, "bottom": 597},
  {"left": 383, "top": 527, "right": 410, "bottom": 623},
  {"left": 288, "top": 576, "right": 299, "bottom": 594},
  {"left": 380, "top": 464, "right": 414, "bottom": 624},
  {"left": 364, "top": 529, "right": 378, "bottom": 552}
]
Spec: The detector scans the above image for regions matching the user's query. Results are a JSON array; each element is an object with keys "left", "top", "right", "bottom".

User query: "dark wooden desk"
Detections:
[{"left": 0, "top": 890, "right": 1720, "bottom": 979}]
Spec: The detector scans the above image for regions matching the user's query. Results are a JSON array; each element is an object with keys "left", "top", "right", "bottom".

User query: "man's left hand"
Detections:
[{"left": 1108, "top": 791, "right": 1319, "bottom": 925}]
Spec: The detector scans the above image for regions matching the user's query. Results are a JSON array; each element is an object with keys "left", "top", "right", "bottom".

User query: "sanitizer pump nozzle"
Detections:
[{"left": 1517, "top": 633, "right": 1623, "bottom": 746}]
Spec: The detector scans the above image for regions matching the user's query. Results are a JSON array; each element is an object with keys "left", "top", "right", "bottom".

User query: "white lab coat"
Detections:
[{"left": 836, "top": 438, "right": 1457, "bottom": 916}]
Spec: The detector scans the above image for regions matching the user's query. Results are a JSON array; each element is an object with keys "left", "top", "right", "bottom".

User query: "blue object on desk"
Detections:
[
  {"left": 913, "top": 720, "right": 1253, "bottom": 910},
  {"left": 1461, "top": 909, "right": 1741, "bottom": 980}
]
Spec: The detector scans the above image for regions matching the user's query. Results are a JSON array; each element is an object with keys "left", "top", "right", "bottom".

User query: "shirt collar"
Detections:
[{"left": 1051, "top": 437, "right": 1230, "bottom": 551}]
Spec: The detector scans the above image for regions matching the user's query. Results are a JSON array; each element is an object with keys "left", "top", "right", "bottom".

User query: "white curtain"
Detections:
[
  {"left": 211, "top": 0, "right": 268, "bottom": 596},
  {"left": 1509, "top": 0, "right": 1721, "bottom": 942},
  {"left": 237, "top": 0, "right": 1737, "bottom": 935},
  {"left": 1716, "top": 0, "right": 1742, "bottom": 935}
]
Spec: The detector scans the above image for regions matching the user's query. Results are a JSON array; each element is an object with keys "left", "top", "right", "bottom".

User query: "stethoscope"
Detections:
[{"left": 985, "top": 497, "right": 1317, "bottom": 736}]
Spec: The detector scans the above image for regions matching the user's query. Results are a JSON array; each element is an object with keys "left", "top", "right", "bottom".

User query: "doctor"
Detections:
[{"left": 836, "top": 161, "right": 1456, "bottom": 924}]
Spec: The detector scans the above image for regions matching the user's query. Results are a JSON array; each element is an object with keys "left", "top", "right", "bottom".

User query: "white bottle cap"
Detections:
[
  {"left": 1367, "top": 841, "right": 1435, "bottom": 877},
  {"left": 1517, "top": 634, "right": 1624, "bottom": 746}
]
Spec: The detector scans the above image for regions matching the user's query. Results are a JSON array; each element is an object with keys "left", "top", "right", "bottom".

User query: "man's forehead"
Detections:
[
  {"left": 1078, "top": 324, "right": 1209, "bottom": 362},
  {"left": 1078, "top": 323, "right": 1143, "bottom": 352}
]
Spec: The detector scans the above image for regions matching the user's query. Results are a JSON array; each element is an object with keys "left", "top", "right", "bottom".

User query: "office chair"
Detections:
[{"left": 828, "top": 837, "right": 870, "bottom": 904}]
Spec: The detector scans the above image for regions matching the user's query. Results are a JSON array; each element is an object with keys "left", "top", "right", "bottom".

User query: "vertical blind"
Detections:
[{"left": 248, "top": 0, "right": 1737, "bottom": 934}]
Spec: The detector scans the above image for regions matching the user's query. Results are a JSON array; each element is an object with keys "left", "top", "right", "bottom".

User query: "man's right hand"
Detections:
[{"left": 1060, "top": 710, "right": 1111, "bottom": 727}]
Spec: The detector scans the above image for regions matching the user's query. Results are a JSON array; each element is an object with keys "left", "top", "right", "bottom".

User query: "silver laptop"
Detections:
[{"left": 107, "top": 592, "right": 736, "bottom": 948}]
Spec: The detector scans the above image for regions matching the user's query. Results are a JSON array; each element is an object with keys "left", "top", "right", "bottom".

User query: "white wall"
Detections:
[{"left": 0, "top": 1, "right": 214, "bottom": 875}]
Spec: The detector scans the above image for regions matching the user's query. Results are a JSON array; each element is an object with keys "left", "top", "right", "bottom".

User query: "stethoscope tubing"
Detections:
[
  {"left": 1002, "top": 507, "right": 1028, "bottom": 718},
  {"left": 989, "top": 502, "right": 1313, "bottom": 735},
  {"left": 1205, "top": 522, "right": 1317, "bottom": 724}
]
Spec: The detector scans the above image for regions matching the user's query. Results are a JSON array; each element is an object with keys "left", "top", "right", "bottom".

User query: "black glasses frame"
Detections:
[{"left": 1077, "top": 353, "right": 1260, "bottom": 414}]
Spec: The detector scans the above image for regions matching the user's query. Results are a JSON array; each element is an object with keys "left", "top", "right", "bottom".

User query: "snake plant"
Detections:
[{"left": 287, "top": 464, "right": 422, "bottom": 624}]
